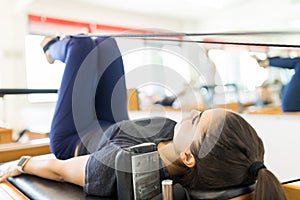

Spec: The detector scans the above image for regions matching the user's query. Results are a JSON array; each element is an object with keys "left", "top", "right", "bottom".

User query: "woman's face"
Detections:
[
  {"left": 173, "top": 108, "right": 226, "bottom": 155},
  {"left": 173, "top": 109, "right": 205, "bottom": 154}
]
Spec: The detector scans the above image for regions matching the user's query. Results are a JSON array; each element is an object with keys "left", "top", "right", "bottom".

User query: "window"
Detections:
[
  {"left": 26, "top": 15, "right": 133, "bottom": 103},
  {"left": 239, "top": 51, "right": 268, "bottom": 90},
  {"left": 25, "top": 34, "right": 64, "bottom": 102},
  {"left": 121, "top": 39, "right": 191, "bottom": 108}
]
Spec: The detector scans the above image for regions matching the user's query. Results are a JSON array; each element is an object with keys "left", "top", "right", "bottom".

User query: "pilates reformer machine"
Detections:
[
  {"left": 1, "top": 31, "right": 300, "bottom": 199},
  {"left": 3, "top": 143, "right": 255, "bottom": 200},
  {"left": 3, "top": 142, "right": 300, "bottom": 200}
]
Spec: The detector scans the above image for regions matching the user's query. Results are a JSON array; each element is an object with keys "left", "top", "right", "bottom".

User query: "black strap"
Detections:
[{"left": 42, "top": 36, "right": 60, "bottom": 53}]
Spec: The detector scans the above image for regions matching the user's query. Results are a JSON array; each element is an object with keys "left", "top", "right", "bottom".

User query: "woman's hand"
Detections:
[
  {"left": 252, "top": 55, "right": 269, "bottom": 68},
  {"left": 0, "top": 161, "right": 22, "bottom": 182}
]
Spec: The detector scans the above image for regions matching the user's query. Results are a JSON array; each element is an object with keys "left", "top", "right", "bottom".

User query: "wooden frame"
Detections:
[
  {"left": 0, "top": 128, "right": 13, "bottom": 144},
  {"left": 284, "top": 184, "right": 300, "bottom": 200},
  {"left": 127, "top": 89, "right": 140, "bottom": 111},
  {"left": 0, "top": 181, "right": 28, "bottom": 200},
  {"left": 0, "top": 138, "right": 51, "bottom": 163}
]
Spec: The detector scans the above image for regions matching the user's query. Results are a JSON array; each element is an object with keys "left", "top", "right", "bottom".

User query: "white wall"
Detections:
[
  {"left": 27, "top": 0, "right": 189, "bottom": 34},
  {"left": 243, "top": 114, "right": 300, "bottom": 184}
]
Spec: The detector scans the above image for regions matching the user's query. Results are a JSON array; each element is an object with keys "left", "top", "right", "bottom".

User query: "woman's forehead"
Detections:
[
  {"left": 196, "top": 109, "right": 229, "bottom": 158},
  {"left": 201, "top": 109, "right": 228, "bottom": 123},
  {"left": 197, "top": 109, "right": 228, "bottom": 137}
]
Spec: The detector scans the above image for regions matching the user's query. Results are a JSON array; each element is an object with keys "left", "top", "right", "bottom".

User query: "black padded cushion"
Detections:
[
  {"left": 188, "top": 184, "right": 255, "bottom": 200},
  {"left": 8, "top": 174, "right": 114, "bottom": 200}
]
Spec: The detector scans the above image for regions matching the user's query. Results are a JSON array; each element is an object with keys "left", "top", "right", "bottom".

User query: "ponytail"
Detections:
[{"left": 253, "top": 168, "right": 286, "bottom": 200}]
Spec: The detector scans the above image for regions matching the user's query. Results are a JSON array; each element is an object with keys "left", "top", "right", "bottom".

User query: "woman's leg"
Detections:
[
  {"left": 48, "top": 36, "right": 129, "bottom": 159},
  {"left": 75, "top": 37, "right": 130, "bottom": 156},
  {"left": 94, "top": 37, "right": 129, "bottom": 125},
  {"left": 48, "top": 36, "right": 96, "bottom": 159}
]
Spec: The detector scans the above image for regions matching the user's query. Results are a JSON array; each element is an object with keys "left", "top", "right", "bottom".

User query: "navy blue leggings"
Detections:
[
  {"left": 269, "top": 57, "right": 300, "bottom": 112},
  {"left": 48, "top": 36, "right": 129, "bottom": 159}
]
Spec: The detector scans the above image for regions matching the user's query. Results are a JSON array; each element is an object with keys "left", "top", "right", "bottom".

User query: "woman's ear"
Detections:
[{"left": 180, "top": 149, "right": 196, "bottom": 168}]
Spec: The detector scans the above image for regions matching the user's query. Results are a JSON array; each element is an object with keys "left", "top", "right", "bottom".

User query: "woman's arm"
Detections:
[
  {"left": 268, "top": 57, "right": 300, "bottom": 69},
  {"left": 0, "top": 155, "right": 90, "bottom": 187}
]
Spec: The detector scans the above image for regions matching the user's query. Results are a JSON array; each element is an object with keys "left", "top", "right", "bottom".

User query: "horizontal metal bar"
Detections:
[
  {"left": 71, "top": 31, "right": 300, "bottom": 38},
  {"left": 0, "top": 89, "right": 58, "bottom": 97}
]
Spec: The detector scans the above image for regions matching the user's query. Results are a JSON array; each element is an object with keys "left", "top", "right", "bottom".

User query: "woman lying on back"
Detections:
[{"left": 0, "top": 36, "right": 286, "bottom": 199}]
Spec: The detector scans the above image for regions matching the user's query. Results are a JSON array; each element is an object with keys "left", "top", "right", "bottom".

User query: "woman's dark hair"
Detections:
[{"left": 181, "top": 110, "right": 286, "bottom": 199}]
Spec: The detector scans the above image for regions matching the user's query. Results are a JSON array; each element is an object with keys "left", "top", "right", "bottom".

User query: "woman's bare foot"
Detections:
[{"left": 40, "top": 36, "right": 58, "bottom": 64}]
